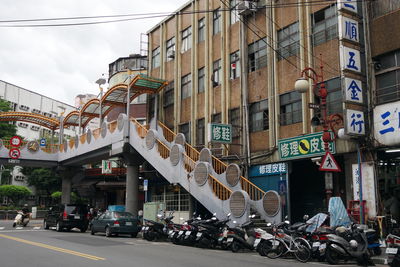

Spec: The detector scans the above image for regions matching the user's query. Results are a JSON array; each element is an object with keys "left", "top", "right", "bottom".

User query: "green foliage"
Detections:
[
  {"left": 22, "top": 167, "right": 61, "bottom": 194},
  {"left": 0, "top": 185, "right": 32, "bottom": 204},
  {"left": 0, "top": 99, "right": 17, "bottom": 139},
  {"left": 50, "top": 191, "right": 87, "bottom": 205}
]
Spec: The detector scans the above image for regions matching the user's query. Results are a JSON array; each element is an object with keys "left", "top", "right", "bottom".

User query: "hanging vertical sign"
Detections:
[
  {"left": 340, "top": 46, "right": 362, "bottom": 73},
  {"left": 344, "top": 109, "right": 365, "bottom": 136},
  {"left": 352, "top": 163, "right": 376, "bottom": 218},
  {"left": 101, "top": 160, "right": 112, "bottom": 174},
  {"left": 338, "top": 16, "right": 359, "bottom": 43},
  {"left": 343, "top": 77, "right": 364, "bottom": 104},
  {"left": 337, "top": 0, "right": 358, "bottom": 14}
]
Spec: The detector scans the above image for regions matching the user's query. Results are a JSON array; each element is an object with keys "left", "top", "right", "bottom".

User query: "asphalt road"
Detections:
[{"left": 0, "top": 220, "right": 385, "bottom": 267}]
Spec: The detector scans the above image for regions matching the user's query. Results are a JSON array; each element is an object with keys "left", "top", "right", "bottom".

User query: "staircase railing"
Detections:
[
  {"left": 132, "top": 118, "right": 231, "bottom": 201},
  {"left": 157, "top": 121, "right": 265, "bottom": 201}
]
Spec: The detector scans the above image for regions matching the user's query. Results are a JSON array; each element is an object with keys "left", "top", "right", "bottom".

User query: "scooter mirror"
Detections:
[
  {"left": 197, "top": 216, "right": 202, "bottom": 220},
  {"left": 212, "top": 217, "right": 217, "bottom": 220}
]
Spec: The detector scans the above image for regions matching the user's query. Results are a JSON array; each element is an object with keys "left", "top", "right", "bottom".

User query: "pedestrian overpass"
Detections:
[{"left": 0, "top": 74, "right": 282, "bottom": 225}]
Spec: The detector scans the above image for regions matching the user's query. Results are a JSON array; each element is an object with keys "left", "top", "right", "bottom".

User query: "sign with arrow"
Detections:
[{"left": 319, "top": 151, "right": 341, "bottom": 172}]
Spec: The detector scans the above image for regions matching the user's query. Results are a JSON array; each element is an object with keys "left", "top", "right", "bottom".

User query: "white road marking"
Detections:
[
  {"left": 0, "top": 230, "right": 46, "bottom": 233},
  {"left": 16, "top": 227, "right": 23, "bottom": 230},
  {"left": 0, "top": 227, "right": 5, "bottom": 230},
  {"left": 33, "top": 227, "right": 41, "bottom": 230}
]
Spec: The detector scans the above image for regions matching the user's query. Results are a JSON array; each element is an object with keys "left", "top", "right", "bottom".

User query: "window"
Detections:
[
  {"left": 212, "top": 59, "right": 221, "bottom": 86},
  {"left": 376, "top": 50, "right": 400, "bottom": 104},
  {"left": 230, "top": 51, "right": 240, "bottom": 79},
  {"left": 152, "top": 47, "right": 160, "bottom": 68},
  {"left": 198, "top": 18, "right": 205, "bottom": 42},
  {"left": 181, "top": 27, "right": 192, "bottom": 53},
  {"left": 312, "top": 5, "right": 338, "bottom": 46},
  {"left": 196, "top": 118, "right": 205, "bottom": 146},
  {"left": 248, "top": 38, "right": 267, "bottom": 72},
  {"left": 179, "top": 123, "right": 190, "bottom": 143},
  {"left": 278, "top": 22, "right": 300, "bottom": 60},
  {"left": 324, "top": 78, "right": 342, "bottom": 115},
  {"left": 229, "top": 108, "right": 240, "bottom": 138},
  {"left": 198, "top": 67, "right": 205, "bottom": 93},
  {"left": 280, "top": 91, "right": 302, "bottom": 125},
  {"left": 181, "top": 74, "right": 192, "bottom": 99},
  {"left": 163, "top": 81, "right": 174, "bottom": 107},
  {"left": 230, "top": 0, "right": 239, "bottom": 24},
  {"left": 372, "top": 0, "right": 400, "bottom": 18},
  {"left": 213, "top": 8, "right": 221, "bottom": 35},
  {"left": 249, "top": 99, "right": 269, "bottom": 132},
  {"left": 212, "top": 113, "right": 221, "bottom": 123},
  {"left": 166, "top": 37, "right": 175, "bottom": 61}
]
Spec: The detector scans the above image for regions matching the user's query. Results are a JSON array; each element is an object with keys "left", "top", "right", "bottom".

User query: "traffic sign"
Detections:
[
  {"left": 40, "top": 138, "right": 47, "bottom": 147},
  {"left": 10, "top": 136, "right": 22, "bottom": 147},
  {"left": 143, "top": 179, "right": 148, "bottom": 191},
  {"left": 9, "top": 148, "right": 21, "bottom": 159},
  {"left": 319, "top": 151, "right": 341, "bottom": 172}
]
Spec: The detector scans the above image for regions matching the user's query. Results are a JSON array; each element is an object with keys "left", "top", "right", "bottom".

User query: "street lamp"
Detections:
[{"left": 294, "top": 64, "right": 343, "bottom": 209}]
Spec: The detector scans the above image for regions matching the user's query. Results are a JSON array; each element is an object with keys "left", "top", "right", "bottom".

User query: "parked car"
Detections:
[
  {"left": 90, "top": 211, "right": 139, "bottom": 238},
  {"left": 43, "top": 204, "right": 89, "bottom": 232}
]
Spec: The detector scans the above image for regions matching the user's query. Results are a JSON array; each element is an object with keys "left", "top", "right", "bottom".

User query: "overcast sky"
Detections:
[{"left": 0, "top": 0, "right": 188, "bottom": 106}]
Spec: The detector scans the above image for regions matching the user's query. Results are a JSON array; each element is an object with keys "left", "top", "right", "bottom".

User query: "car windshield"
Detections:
[
  {"left": 65, "top": 206, "right": 87, "bottom": 215},
  {"left": 113, "top": 212, "right": 134, "bottom": 219}
]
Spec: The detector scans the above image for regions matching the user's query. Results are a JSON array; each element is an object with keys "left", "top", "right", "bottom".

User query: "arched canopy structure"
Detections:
[
  {"left": 63, "top": 74, "right": 168, "bottom": 128},
  {"left": 0, "top": 112, "right": 59, "bottom": 130},
  {"left": 0, "top": 74, "right": 167, "bottom": 131}
]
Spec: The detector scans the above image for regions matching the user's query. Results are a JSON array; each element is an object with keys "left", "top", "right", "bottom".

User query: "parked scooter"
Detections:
[
  {"left": 195, "top": 213, "right": 230, "bottom": 249},
  {"left": 13, "top": 211, "right": 30, "bottom": 227},
  {"left": 142, "top": 211, "right": 175, "bottom": 241},
  {"left": 325, "top": 223, "right": 373, "bottom": 265}
]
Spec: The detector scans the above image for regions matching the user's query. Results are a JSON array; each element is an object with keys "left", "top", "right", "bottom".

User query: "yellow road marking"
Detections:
[{"left": 0, "top": 234, "right": 105, "bottom": 261}]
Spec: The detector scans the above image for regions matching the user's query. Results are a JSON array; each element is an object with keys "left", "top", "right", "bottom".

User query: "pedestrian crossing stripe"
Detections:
[{"left": 319, "top": 151, "right": 341, "bottom": 172}]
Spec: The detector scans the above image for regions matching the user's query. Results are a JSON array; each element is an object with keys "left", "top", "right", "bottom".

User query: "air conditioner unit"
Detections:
[
  {"left": 237, "top": 1, "right": 256, "bottom": 16},
  {"left": 167, "top": 50, "right": 175, "bottom": 59}
]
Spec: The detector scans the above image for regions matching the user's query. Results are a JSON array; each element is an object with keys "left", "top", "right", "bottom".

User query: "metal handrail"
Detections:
[
  {"left": 158, "top": 121, "right": 176, "bottom": 142},
  {"left": 157, "top": 121, "right": 265, "bottom": 200}
]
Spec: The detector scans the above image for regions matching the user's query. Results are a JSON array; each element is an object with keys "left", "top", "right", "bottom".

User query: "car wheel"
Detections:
[
  {"left": 105, "top": 227, "right": 112, "bottom": 237},
  {"left": 56, "top": 222, "right": 62, "bottom": 232},
  {"left": 91, "top": 228, "right": 95, "bottom": 235},
  {"left": 131, "top": 232, "right": 138, "bottom": 238},
  {"left": 43, "top": 220, "right": 49, "bottom": 230}
]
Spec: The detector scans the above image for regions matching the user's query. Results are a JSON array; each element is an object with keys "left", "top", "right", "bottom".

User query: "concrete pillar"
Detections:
[
  {"left": 61, "top": 175, "right": 72, "bottom": 204},
  {"left": 125, "top": 164, "right": 139, "bottom": 216}
]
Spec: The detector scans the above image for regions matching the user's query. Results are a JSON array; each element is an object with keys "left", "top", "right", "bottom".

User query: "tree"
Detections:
[
  {"left": 0, "top": 185, "right": 31, "bottom": 204},
  {"left": 51, "top": 191, "right": 85, "bottom": 204},
  {"left": 22, "top": 167, "right": 61, "bottom": 195},
  {"left": 0, "top": 98, "right": 17, "bottom": 139}
]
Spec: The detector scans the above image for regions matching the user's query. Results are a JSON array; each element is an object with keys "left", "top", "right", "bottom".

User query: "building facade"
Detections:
[{"left": 146, "top": 0, "right": 399, "bottom": 221}]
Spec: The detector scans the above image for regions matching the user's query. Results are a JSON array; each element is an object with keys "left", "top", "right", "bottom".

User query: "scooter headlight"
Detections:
[{"left": 349, "top": 240, "right": 358, "bottom": 248}]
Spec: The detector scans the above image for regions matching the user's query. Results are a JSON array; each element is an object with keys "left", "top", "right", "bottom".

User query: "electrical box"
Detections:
[{"left": 143, "top": 202, "right": 165, "bottom": 222}]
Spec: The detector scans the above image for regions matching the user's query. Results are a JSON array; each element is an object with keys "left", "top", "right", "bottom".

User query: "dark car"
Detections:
[
  {"left": 43, "top": 204, "right": 89, "bottom": 232},
  {"left": 91, "top": 211, "right": 139, "bottom": 238}
]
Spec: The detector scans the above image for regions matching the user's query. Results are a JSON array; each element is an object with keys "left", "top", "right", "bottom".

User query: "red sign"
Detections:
[
  {"left": 10, "top": 136, "right": 22, "bottom": 147},
  {"left": 319, "top": 151, "right": 341, "bottom": 172},
  {"left": 9, "top": 148, "right": 21, "bottom": 159}
]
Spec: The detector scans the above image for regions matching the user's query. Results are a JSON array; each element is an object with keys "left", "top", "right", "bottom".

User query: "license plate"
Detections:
[
  {"left": 178, "top": 231, "right": 183, "bottom": 235},
  {"left": 386, "top": 248, "right": 398, "bottom": 254},
  {"left": 254, "top": 239, "right": 261, "bottom": 247},
  {"left": 196, "top": 233, "right": 202, "bottom": 237},
  {"left": 74, "top": 215, "right": 80, "bottom": 219},
  {"left": 126, "top": 222, "right": 132, "bottom": 226},
  {"left": 227, "top": 238, "right": 233, "bottom": 243},
  {"left": 313, "top": 242, "right": 321, "bottom": 248},
  {"left": 185, "top": 231, "right": 191, "bottom": 235},
  {"left": 319, "top": 243, "right": 326, "bottom": 251}
]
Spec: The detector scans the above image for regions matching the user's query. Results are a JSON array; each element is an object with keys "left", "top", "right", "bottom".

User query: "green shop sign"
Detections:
[
  {"left": 208, "top": 123, "right": 232, "bottom": 144},
  {"left": 278, "top": 132, "right": 336, "bottom": 160}
]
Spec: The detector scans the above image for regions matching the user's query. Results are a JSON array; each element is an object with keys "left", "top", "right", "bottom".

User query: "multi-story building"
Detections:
[{"left": 146, "top": 0, "right": 399, "bottom": 221}]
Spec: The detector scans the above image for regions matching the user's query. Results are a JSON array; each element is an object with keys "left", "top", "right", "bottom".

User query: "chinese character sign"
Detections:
[
  {"left": 352, "top": 163, "right": 376, "bottom": 218},
  {"left": 339, "top": 16, "right": 359, "bottom": 43},
  {"left": 340, "top": 46, "right": 361, "bottom": 73},
  {"left": 208, "top": 123, "right": 232, "bottom": 143},
  {"left": 345, "top": 109, "right": 365, "bottom": 136},
  {"left": 250, "top": 163, "right": 287, "bottom": 177},
  {"left": 373, "top": 101, "right": 400, "bottom": 145},
  {"left": 337, "top": 0, "right": 358, "bottom": 14},
  {"left": 343, "top": 78, "right": 363, "bottom": 104},
  {"left": 278, "top": 132, "right": 336, "bottom": 160}
]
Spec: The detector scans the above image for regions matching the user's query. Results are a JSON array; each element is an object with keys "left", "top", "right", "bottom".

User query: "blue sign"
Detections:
[
  {"left": 249, "top": 163, "right": 287, "bottom": 177},
  {"left": 143, "top": 179, "right": 148, "bottom": 191},
  {"left": 40, "top": 138, "right": 46, "bottom": 147},
  {"left": 278, "top": 180, "right": 287, "bottom": 195}
]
